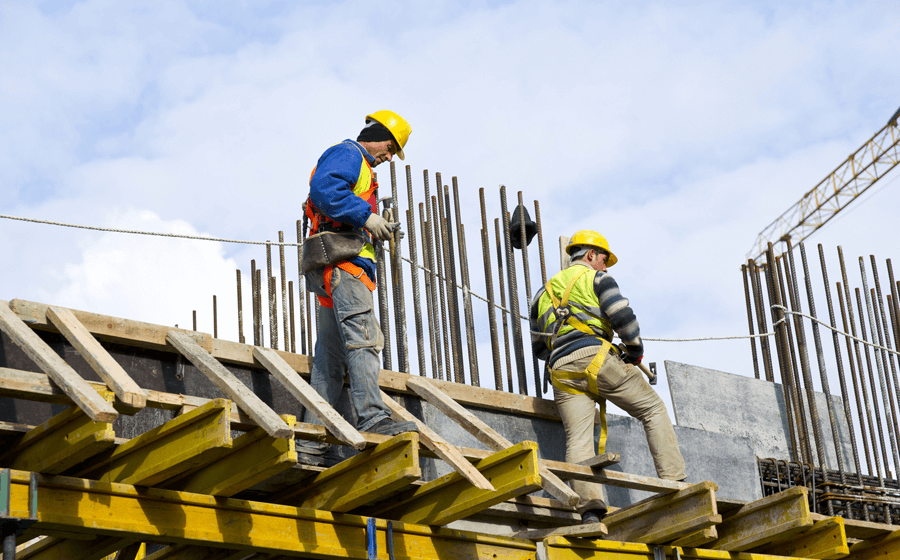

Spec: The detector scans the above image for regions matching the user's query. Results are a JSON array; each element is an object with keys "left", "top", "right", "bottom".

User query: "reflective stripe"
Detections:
[{"left": 317, "top": 262, "right": 377, "bottom": 308}]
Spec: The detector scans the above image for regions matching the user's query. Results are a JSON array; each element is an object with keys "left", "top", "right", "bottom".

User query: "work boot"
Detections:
[
  {"left": 295, "top": 442, "right": 341, "bottom": 468},
  {"left": 580, "top": 507, "right": 607, "bottom": 524},
  {"left": 367, "top": 417, "right": 419, "bottom": 437}
]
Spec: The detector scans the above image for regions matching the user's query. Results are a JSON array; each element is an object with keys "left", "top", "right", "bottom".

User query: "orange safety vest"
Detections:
[{"left": 305, "top": 142, "right": 378, "bottom": 307}]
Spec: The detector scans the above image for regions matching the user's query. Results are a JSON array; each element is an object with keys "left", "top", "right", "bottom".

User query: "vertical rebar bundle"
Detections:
[
  {"left": 390, "top": 162, "right": 409, "bottom": 373},
  {"left": 406, "top": 167, "right": 426, "bottom": 376},
  {"left": 236, "top": 270, "right": 244, "bottom": 344},
  {"left": 501, "top": 186, "right": 527, "bottom": 395}
]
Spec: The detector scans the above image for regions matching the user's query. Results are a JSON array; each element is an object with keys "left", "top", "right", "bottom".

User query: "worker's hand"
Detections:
[
  {"left": 622, "top": 344, "right": 643, "bottom": 365},
  {"left": 389, "top": 221, "right": 406, "bottom": 241},
  {"left": 365, "top": 212, "right": 392, "bottom": 241}
]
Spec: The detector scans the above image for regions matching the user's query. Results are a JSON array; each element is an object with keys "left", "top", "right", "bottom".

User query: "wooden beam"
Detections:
[
  {"left": 46, "top": 306, "right": 147, "bottom": 412},
  {"left": 370, "top": 441, "right": 543, "bottom": 526},
  {"left": 578, "top": 452, "right": 620, "bottom": 469},
  {"left": 405, "top": 376, "right": 580, "bottom": 507},
  {"left": 543, "top": 538, "right": 808, "bottom": 559},
  {"left": 0, "top": 395, "right": 116, "bottom": 474},
  {"left": 275, "top": 432, "right": 421, "bottom": 512},
  {"left": 252, "top": 346, "right": 365, "bottom": 450},
  {"left": 78, "top": 398, "right": 233, "bottom": 486},
  {"left": 513, "top": 522, "right": 608, "bottom": 540},
  {"left": 0, "top": 300, "right": 118, "bottom": 423},
  {"left": 754, "top": 516, "right": 849, "bottom": 559},
  {"left": 812, "top": 512, "right": 897, "bottom": 540},
  {"left": 845, "top": 528, "right": 900, "bottom": 560},
  {"left": 709, "top": 486, "right": 813, "bottom": 552},
  {"left": 480, "top": 495, "right": 581, "bottom": 524},
  {"left": 380, "top": 389, "right": 494, "bottom": 492},
  {"left": 17, "top": 536, "right": 136, "bottom": 560},
  {"left": 170, "top": 415, "right": 297, "bottom": 497},
  {"left": 671, "top": 526, "right": 718, "bottom": 548},
  {"left": 4, "top": 469, "right": 538, "bottom": 560},
  {"left": 602, "top": 481, "right": 721, "bottom": 544},
  {"left": 113, "top": 542, "right": 146, "bottom": 560},
  {"left": 166, "top": 331, "right": 292, "bottom": 439}
]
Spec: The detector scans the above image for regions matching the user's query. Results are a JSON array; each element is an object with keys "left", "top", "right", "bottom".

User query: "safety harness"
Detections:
[{"left": 542, "top": 266, "right": 614, "bottom": 454}]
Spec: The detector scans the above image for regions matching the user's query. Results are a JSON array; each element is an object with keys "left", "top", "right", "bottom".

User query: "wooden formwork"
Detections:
[{"left": 0, "top": 299, "right": 897, "bottom": 559}]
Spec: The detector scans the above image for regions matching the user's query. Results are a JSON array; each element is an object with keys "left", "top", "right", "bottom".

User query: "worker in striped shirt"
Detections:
[{"left": 530, "top": 230, "right": 686, "bottom": 523}]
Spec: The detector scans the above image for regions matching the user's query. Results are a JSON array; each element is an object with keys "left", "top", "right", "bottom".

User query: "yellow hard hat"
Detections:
[
  {"left": 366, "top": 110, "right": 411, "bottom": 160},
  {"left": 566, "top": 230, "right": 618, "bottom": 267}
]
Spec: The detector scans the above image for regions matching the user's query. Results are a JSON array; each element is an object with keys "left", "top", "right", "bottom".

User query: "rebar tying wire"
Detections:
[{"left": 6, "top": 212, "right": 900, "bottom": 354}]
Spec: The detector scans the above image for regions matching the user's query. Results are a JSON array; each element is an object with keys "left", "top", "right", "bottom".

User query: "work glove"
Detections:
[
  {"left": 389, "top": 221, "right": 406, "bottom": 241},
  {"left": 365, "top": 212, "right": 392, "bottom": 241},
  {"left": 617, "top": 342, "right": 643, "bottom": 365}
]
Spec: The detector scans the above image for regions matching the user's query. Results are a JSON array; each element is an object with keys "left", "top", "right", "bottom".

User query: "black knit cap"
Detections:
[{"left": 357, "top": 119, "right": 395, "bottom": 143}]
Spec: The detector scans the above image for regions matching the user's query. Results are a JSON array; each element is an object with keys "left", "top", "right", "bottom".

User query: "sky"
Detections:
[{"left": 1, "top": 0, "right": 899, "bottom": 424}]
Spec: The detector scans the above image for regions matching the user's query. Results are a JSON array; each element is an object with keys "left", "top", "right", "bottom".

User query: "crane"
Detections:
[{"left": 748, "top": 106, "right": 900, "bottom": 262}]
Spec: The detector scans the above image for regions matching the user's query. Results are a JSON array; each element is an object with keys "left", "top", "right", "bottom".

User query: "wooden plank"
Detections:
[
  {"left": 17, "top": 536, "right": 136, "bottom": 560},
  {"left": 170, "top": 415, "right": 297, "bottom": 497},
  {"left": 0, "top": 394, "right": 116, "bottom": 474},
  {"left": 371, "top": 441, "right": 543, "bottom": 526},
  {"left": 0, "top": 300, "right": 118, "bottom": 423},
  {"left": 578, "top": 452, "right": 620, "bottom": 469},
  {"left": 812, "top": 512, "right": 897, "bottom": 540},
  {"left": 754, "top": 516, "right": 849, "bottom": 559},
  {"left": 602, "top": 481, "right": 721, "bottom": 544},
  {"left": 671, "top": 526, "right": 718, "bottom": 548},
  {"left": 112, "top": 542, "right": 146, "bottom": 560},
  {"left": 79, "top": 398, "right": 233, "bottom": 486},
  {"left": 480, "top": 496, "right": 582, "bottom": 524},
  {"left": 380, "top": 389, "right": 494, "bottom": 492},
  {"left": 845, "top": 528, "right": 900, "bottom": 560},
  {"left": 166, "top": 330, "right": 292, "bottom": 439},
  {"left": 253, "top": 346, "right": 365, "bottom": 450},
  {"left": 275, "top": 432, "right": 421, "bottom": 512},
  {"left": 47, "top": 306, "right": 147, "bottom": 411},
  {"left": 544, "top": 537, "right": 812, "bottom": 559},
  {"left": 710, "top": 486, "right": 813, "bottom": 552},
  {"left": 513, "top": 522, "right": 608, "bottom": 540},
  {"left": 405, "top": 376, "right": 580, "bottom": 507}
]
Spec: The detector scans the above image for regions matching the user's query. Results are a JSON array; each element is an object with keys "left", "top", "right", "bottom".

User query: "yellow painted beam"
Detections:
[
  {"left": 0, "top": 393, "right": 116, "bottom": 474},
  {"left": 754, "top": 516, "right": 849, "bottom": 559},
  {"left": 17, "top": 535, "right": 136, "bottom": 560},
  {"left": 169, "top": 415, "right": 296, "bottom": 497},
  {"left": 603, "top": 481, "right": 721, "bottom": 544},
  {"left": 4, "top": 470, "right": 536, "bottom": 560},
  {"left": 544, "top": 538, "right": 812, "bottom": 559},
  {"left": 709, "top": 486, "right": 813, "bottom": 552},
  {"left": 845, "top": 527, "right": 900, "bottom": 560},
  {"left": 277, "top": 431, "right": 420, "bottom": 512},
  {"left": 370, "top": 441, "right": 542, "bottom": 526},
  {"left": 78, "top": 399, "right": 232, "bottom": 486},
  {"left": 672, "top": 527, "right": 718, "bottom": 548}
]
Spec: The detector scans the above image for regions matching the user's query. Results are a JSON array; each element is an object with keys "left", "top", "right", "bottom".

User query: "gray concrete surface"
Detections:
[{"left": 666, "top": 360, "right": 854, "bottom": 470}]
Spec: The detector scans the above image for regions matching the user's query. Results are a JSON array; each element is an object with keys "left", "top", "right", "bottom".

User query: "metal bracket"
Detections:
[
  {"left": 653, "top": 546, "right": 666, "bottom": 560},
  {"left": 366, "top": 517, "right": 377, "bottom": 560},
  {"left": 387, "top": 520, "right": 395, "bottom": 560},
  {"left": 1, "top": 469, "right": 38, "bottom": 560}
]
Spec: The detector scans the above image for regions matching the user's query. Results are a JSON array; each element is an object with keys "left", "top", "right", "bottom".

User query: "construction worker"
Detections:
[
  {"left": 296, "top": 111, "right": 417, "bottom": 466},
  {"left": 529, "top": 230, "right": 686, "bottom": 523}
]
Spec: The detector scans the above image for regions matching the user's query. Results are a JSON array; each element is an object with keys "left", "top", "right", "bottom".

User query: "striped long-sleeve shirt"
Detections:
[{"left": 530, "top": 265, "right": 643, "bottom": 368}]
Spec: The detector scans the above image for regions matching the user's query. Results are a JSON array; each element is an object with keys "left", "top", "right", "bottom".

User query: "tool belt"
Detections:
[{"left": 301, "top": 231, "right": 367, "bottom": 274}]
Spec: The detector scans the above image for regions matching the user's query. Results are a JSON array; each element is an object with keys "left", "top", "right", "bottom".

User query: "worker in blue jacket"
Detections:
[{"left": 297, "top": 111, "right": 416, "bottom": 466}]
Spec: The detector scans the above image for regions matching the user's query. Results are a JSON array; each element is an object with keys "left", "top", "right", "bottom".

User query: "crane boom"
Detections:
[{"left": 748, "top": 114, "right": 900, "bottom": 261}]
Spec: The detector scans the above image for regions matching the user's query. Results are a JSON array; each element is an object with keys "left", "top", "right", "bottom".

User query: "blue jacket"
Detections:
[{"left": 308, "top": 139, "right": 378, "bottom": 281}]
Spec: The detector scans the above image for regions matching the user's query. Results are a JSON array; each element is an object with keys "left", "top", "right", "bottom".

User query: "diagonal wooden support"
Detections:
[
  {"left": 513, "top": 522, "right": 608, "bottom": 541},
  {"left": 603, "top": 481, "right": 721, "bottom": 544},
  {"left": 380, "top": 389, "right": 494, "bottom": 492},
  {"left": 17, "top": 536, "right": 137, "bottom": 560},
  {"left": 112, "top": 542, "right": 146, "bottom": 560},
  {"left": 405, "top": 376, "right": 579, "bottom": 507},
  {"left": 0, "top": 393, "right": 116, "bottom": 474},
  {"left": 754, "top": 516, "right": 849, "bottom": 559},
  {"left": 169, "top": 415, "right": 297, "bottom": 497},
  {"left": 274, "top": 432, "right": 421, "bottom": 512},
  {"left": 845, "top": 527, "right": 900, "bottom": 560},
  {"left": 370, "top": 441, "right": 542, "bottom": 526},
  {"left": 252, "top": 346, "right": 365, "bottom": 450},
  {"left": 47, "top": 306, "right": 147, "bottom": 412},
  {"left": 0, "top": 300, "right": 118, "bottom": 423},
  {"left": 79, "top": 398, "right": 233, "bottom": 486},
  {"left": 709, "top": 486, "right": 812, "bottom": 552},
  {"left": 167, "top": 330, "right": 292, "bottom": 438}
]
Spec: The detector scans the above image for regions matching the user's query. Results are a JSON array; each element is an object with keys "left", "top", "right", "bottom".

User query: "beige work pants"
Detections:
[{"left": 553, "top": 353, "right": 686, "bottom": 512}]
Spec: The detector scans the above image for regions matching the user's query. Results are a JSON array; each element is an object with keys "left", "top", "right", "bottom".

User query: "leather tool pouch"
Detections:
[{"left": 301, "top": 231, "right": 365, "bottom": 274}]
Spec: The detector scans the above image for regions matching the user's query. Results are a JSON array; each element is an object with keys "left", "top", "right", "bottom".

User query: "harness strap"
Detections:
[
  {"left": 544, "top": 266, "right": 594, "bottom": 349},
  {"left": 316, "top": 262, "right": 377, "bottom": 308}
]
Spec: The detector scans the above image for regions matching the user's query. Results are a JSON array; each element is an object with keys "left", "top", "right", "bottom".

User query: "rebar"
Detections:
[
  {"left": 501, "top": 186, "right": 527, "bottom": 395},
  {"left": 390, "top": 163, "right": 409, "bottom": 373},
  {"left": 420, "top": 204, "right": 443, "bottom": 381},
  {"left": 251, "top": 259, "right": 259, "bottom": 346},
  {"left": 480, "top": 189, "right": 503, "bottom": 391},
  {"left": 860, "top": 257, "right": 900, "bottom": 479},
  {"left": 266, "top": 242, "right": 278, "bottom": 350},
  {"left": 855, "top": 286, "right": 889, "bottom": 482},
  {"left": 279, "top": 231, "right": 290, "bottom": 351},
  {"left": 429, "top": 188, "right": 452, "bottom": 381},
  {"left": 869, "top": 257, "right": 900, "bottom": 477},
  {"left": 518, "top": 191, "right": 541, "bottom": 394},
  {"left": 406, "top": 167, "right": 426, "bottom": 376},
  {"left": 839, "top": 245, "right": 882, "bottom": 480},
  {"left": 193, "top": 310, "right": 197, "bottom": 332},
  {"left": 213, "top": 295, "right": 218, "bottom": 339},
  {"left": 752, "top": 262, "right": 775, "bottom": 381},
  {"left": 818, "top": 244, "right": 862, "bottom": 477},
  {"left": 289, "top": 280, "right": 296, "bottom": 354},
  {"left": 534, "top": 200, "right": 547, "bottom": 284},
  {"left": 453, "top": 177, "right": 479, "bottom": 386},
  {"left": 742, "top": 264, "right": 761, "bottom": 380},
  {"left": 784, "top": 241, "right": 827, "bottom": 471},
  {"left": 295, "top": 220, "right": 307, "bottom": 355},
  {"left": 437, "top": 176, "right": 464, "bottom": 384},
  {"left": 236, "top": 270, "right": 244, "bottom": 344},
  {"left": 256, "top": 269, "right": 264, "bottom": 345},
  {"left": 302, "top": 217, "right": 313, "bottom": 354},
  {"left": 837, "top": 282, "right": 875, "bottom": 476},
  {"left": 875, "top": 260, "right": 900, "bottom": 455},
  {"left": 377, "top": 226, "right": 392, "bottom": 371},
  {"left": 496, "top": 218, "right": 515, "bottom": 393}
]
